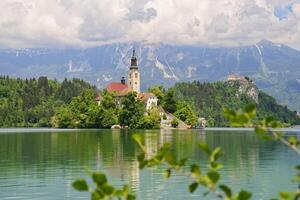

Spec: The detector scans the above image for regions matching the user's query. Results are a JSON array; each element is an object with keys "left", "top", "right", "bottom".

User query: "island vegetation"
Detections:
[{"left": 0, "top": 76, "right": 299, "bottom": 129}]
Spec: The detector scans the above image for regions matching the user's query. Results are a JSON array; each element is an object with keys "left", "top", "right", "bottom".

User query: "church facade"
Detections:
[{"left": 105, "top": 49, "right": 157, "bottom": 110}]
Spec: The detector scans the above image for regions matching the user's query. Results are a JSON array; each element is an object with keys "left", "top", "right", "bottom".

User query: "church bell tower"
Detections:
[{"left": 128, "top": 48, "right": 140, "bottom": 93}]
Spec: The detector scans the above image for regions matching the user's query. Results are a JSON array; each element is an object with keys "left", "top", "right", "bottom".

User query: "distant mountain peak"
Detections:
[{"left": 257, "top": 39, "right": 276, "bottom": 46}]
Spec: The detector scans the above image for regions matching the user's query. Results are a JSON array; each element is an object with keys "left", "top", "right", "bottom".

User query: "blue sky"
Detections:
[{"left": 274, "top": 3, "right": 293, "bottom": 20}]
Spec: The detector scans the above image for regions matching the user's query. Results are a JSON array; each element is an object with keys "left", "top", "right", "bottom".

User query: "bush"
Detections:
[{"left": 171, "top": 118, "right": 179, "bottom": 128}]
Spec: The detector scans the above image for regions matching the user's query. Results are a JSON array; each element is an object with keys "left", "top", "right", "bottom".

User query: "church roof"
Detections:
[{"left": 107, "top": 82, "right": 131, "bottom": 96}]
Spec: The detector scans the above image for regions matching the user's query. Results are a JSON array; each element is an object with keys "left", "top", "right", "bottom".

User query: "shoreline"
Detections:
[{"left": 0, "top": 127, "right": 299, "bottom": 133}]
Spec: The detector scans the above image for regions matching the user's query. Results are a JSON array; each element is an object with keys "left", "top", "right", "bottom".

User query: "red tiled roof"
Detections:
[
  {"left": 138, "top": 92, "right": 156, "bottom": 102},
  {"left": 107, "top": 82, "right": 128, "bottom": 93},
  {"left": 107, "top": 82, "right": 131, "bottom": 96}
]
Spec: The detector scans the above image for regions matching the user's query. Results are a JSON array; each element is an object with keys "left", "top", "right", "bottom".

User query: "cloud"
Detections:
[{"left": 0, "top": 0, "right": 299, "bottom": 49}]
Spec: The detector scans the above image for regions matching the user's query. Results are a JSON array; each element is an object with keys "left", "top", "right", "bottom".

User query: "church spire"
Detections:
[{"left": 130, "top": 48, "right": 138, "bottom": 69}]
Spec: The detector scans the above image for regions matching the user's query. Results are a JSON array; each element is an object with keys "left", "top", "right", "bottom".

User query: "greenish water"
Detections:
[{"left": 0, "top": 129, "right": 299, "bottom": 200}]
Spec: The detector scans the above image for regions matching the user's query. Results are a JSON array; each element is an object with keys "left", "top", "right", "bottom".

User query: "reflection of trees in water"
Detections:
[{"left": 0, "top": 129, "right": 294, "bottom": 193}]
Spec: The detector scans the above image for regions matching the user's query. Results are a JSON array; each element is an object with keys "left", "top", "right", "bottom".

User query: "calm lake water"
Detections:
[{"left": 0, "top": 129, "right": 299, "bottom": 200}]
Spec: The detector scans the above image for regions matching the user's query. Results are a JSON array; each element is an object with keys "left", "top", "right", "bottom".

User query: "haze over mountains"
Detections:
[{"left": 0, "top": 40, "right": 300, "bottom": 111}]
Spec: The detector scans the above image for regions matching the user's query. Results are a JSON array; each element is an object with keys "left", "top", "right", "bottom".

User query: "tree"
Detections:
[
  {"left": 174, "top": 101, "right": 197, "bottom": 126},
  {"left": 51, "top": 105, "right": 76, "bottom": 128},
  {"left": 163, "top": 89, "right": 177, "bottom": 113},
  {"left": 171, "top": 118, "right": 179, "bottom": 128},
  {"left": 119, "top": 92, "right": 145, "bottom": 128},
  {"left": 148, "top": 86, "right": 165, "bottom": 103},
  {"left": 137, "top": 107, "right": 161, "bottom": 129}
]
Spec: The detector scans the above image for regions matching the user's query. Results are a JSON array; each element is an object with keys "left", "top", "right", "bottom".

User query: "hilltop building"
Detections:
[{"left": 227, "top": 74, "right": 253, "bottom": 83}]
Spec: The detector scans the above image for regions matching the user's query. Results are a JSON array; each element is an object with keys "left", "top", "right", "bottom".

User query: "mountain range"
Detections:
[{"left": 0, "top": 40, "right": 300, "bottom": 111}]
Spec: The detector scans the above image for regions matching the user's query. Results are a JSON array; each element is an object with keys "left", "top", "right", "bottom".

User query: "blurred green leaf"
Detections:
[
  {"left": 207, "top": 171, "right": 220, "bottom": 184},
  {"left": 255, "top": 126, "right": 267, "bottom": 134},
  {"left": 189, "top": 182, "right": 198, "bottom": 193},
  {"left": 164, "top": 169, "right": 171, "bottom": 179},
  {"left": 132, "top": 134, "right": 144, "bottom": 150},
  {"left": 126, "top": 194, "right": 136, "bottom": 200},
  {"left": 72, "top": 179, "right": 89, "bottom": 191},
  {"left": 244, "top": 104, "right": 256, "bottom": 119},
  {"left": 102, "top": 184, "right": 114, "bottom": 195},
  {"left": 92, "top": 173, "right": 107, "bottom": 186},
  {"left": 91, "top": 190, "right": 103, "bottom": 200},
  {"left": 237, "top": 190, "right": 252, "bottom": 200},
  {"left": 288, "top": 136, "right": 299, "bottom": 146},
  {"left": 219, "top": 184, "right": 232, "bottom": 198},
  {"left": 235, "top": 114, "right": 249, "bottom": 125},
  {"left": 178, "top": 158, "right": 187, "bottom": 167},
  {"left": 164, "top": 152, "right": 177, "bottom": 166},
  {"left": 190, "top": 164, "right": 201, "bottom": 177},
  {"left": 137, "top": 153, "right": 145, "bottom": 163},
  {"left": 279, "top": 192, "right": 296, "bottom": 200},
  {"left": 258, "top": 135, "right": 274, "bottom": 141},
  {"left": 210, "top": 162, "right": 223, "bottom": 170},
  {"left": 210, "top": 147, "right": 223, "bottom": 162},
  {"left": 265, "top": 116, "right": 276, "bottom": 126},
  {"left": 199, "top": 142, "right": 211, "bottom": 154}
]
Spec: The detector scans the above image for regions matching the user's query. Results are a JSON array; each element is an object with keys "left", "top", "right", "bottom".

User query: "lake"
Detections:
[{"left": 0, "top": 129, "right": 299, "bottom": 200}]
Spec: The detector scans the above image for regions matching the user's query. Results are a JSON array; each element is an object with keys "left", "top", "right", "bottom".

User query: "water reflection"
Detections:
[{"left": 0, "top": 129, "right": 299, "bottom": 200}]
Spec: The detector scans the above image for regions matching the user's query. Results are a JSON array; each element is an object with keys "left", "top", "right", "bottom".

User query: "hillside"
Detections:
[
  {"left": 0, "top": 76, "right": 98, "bottom": 127},
  {"left": 1, "top": 40, "right": 300, "bottom": 111},
  {"left": 171, "top": 80, "right": 300, "bottom": 127},
  {"left": 0, "top": 76, "right": 299, "bottom": 128}
]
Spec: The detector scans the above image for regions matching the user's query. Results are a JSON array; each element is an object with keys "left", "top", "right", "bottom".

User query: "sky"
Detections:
[{"left": 0, "top": 0, "right": 300, "bottom": 49}]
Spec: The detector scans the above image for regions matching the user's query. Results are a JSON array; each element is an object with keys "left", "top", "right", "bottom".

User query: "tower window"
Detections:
[
  {"left": 129, "top": 74, "right": 132, "bottom": 78},
  {"left": 135, "top": 73, "right": 138, "bottom": 78}
]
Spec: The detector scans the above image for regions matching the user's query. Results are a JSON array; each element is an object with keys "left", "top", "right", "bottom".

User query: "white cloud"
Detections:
[{"left": 0, "top": 0, "right": 299, "bottom": 49}]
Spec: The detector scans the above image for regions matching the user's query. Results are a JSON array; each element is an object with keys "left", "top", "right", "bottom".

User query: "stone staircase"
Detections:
[{"left": 159, "top": 107, "right": 189, "bottom": 129}]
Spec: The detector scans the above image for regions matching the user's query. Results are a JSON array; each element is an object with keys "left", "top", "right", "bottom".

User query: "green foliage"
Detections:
[
  {"left": 119, "top": 92, "right": 146, "bottom": 129},
  {"left": 148, "top": 86, "right": 165, "bottom": 103},
  {"left": 162, "top": 89, "right": 177, "bottom": 113},
  {"left": 74, "top": 104, "right": 300, "bottom": 200},
  {"left": 72, "top": 172, "right": 136, "bottom": 200},
  {"left": 170, "top": 81, "right": 300, "bottom": 127},
  {"left": 171, "top": 118, "right": 179, "bottom": 128},
  {"left": 0, "top": 76, "right": 96, "bottom": 128},
  {"left": 130, "top": 133, "right": 254, "bottom": 199},
  {"left": 174, "top": 101, "right": 197, "bottom": 126},
  {"left": 136, "top": 107, "right": 161, "bottom": 129}
]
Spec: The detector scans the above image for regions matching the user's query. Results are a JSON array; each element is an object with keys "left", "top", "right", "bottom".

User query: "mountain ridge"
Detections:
[{"left": 0, "top": 40, "right": 300, "bottom": 111}]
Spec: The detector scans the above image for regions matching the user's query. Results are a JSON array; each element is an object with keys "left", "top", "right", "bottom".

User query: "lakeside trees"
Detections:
[{"left": 0, "top": 76, "right": 299, "bottom": 128}]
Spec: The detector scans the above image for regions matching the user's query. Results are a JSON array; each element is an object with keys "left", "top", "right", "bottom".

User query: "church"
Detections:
[{"left": 106, "top": 49, "right": 158, "bottom": 110}]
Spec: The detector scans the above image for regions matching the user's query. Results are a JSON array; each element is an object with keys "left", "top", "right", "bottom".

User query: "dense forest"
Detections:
[
  {"left": 169, "top": 81, "right": 300, "bottom": 127},
  {"left": 0, "top": 76, "right": 299, "bottom": 128},
  {"left": 0, "top": 76, "right": 160, "bottom": 129}
]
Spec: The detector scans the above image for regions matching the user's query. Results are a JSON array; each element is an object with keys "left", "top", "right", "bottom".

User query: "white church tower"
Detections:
[{"left": 128, "top": 49, "right": 140, "bottom": 93}]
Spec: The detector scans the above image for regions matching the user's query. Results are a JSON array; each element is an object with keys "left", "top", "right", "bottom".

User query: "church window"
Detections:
[
  {"left": 129, "top": 74, "right": 132, "bottom": 78},
  {"left": 135, "top": 73, "right": 138, "bottom": 78}
]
